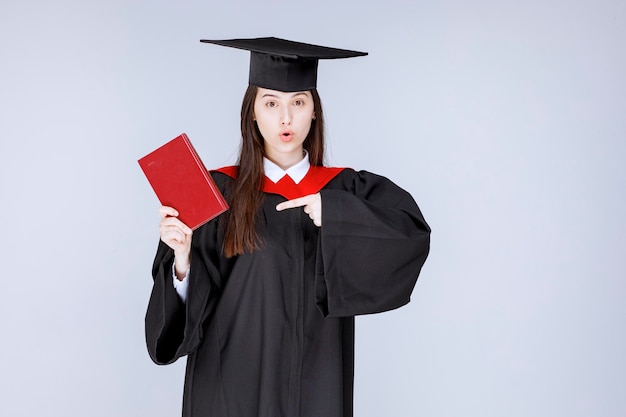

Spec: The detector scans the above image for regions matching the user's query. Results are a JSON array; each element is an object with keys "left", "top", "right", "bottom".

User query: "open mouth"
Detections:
[{"left": 280, "top": 131, "right": 294, "bottom": 142}]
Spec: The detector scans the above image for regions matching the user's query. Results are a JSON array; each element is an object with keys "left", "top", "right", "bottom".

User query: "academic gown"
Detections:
[{"left": 145, "top": 166, "right": 430, "bottom": 417}]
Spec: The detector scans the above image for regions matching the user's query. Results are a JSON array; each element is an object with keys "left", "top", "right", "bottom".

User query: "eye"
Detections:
[
  {"left": 266, "top": 101, "right": 277, "bottom": 108},
  {"left": 294, "top": 99, "right": 304, "bottom": 106}
]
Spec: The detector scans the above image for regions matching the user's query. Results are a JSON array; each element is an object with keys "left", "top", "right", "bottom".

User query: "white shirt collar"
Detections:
[{"left": 264, "top": 150, "right": 310, "bottom": 184}]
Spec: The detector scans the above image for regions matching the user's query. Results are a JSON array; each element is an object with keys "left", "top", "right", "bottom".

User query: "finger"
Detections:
[
  {"left": 163, "top": 237, "right": 187, "bottom": 251},
  {"left": 163, "top": 225, "right": 193, "bottom": 244},
  {"left": 164, "top": 229, "right": 183, "bottom": 243},
  {"left": 174, "top": 229, "right": 190, "bottom": 243},
  {"left": 276, "top": 195, "right": 315, "bottom": 211},
  {"left": 159, "top": 206, "right": 179, "bottom": 218},
  {"left": 306, "top": 209, "right": 321, "bottom": 226},
  {"left": 159, "top": 216, "right": 193, "bottom": 235}
]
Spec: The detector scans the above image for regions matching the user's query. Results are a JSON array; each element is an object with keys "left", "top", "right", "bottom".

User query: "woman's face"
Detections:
[{"left": 253, "top": 87, "right": 315, "bottom": 169}]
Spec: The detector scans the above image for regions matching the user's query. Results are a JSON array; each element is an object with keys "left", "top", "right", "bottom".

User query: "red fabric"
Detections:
[{"left": 213, "top": 165, "right": 346, "bottom": 200}]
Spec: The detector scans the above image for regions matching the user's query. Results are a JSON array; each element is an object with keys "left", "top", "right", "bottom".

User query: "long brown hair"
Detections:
[{"left": 222, "top": 85, "right": 325, "bottom": 257}]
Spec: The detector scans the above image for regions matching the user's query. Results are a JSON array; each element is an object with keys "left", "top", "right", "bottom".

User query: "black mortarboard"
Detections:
[{"left": 200, "top": 37, "right": 367, "bottom": 92}]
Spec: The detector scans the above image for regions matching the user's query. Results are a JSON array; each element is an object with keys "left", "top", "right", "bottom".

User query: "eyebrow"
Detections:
[{"left": 260, "top": 92, "right": 309, "bottom": 99}]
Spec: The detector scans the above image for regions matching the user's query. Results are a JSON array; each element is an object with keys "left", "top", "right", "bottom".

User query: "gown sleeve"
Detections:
[
  {"left": 145, "top": 179, "right": 227, "bottom": 365},
  {"left": 316, "top": 170, "right": 431, "bottom": 317}
]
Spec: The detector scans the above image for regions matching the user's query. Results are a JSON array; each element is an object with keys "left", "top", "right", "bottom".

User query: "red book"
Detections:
[{"left": 138, "top": 133, "right": 229, "bottom": 230}]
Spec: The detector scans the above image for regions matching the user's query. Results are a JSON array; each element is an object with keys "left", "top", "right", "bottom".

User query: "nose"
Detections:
[{"left": 280, "top": 107, "right": 292, "bottom": 125}]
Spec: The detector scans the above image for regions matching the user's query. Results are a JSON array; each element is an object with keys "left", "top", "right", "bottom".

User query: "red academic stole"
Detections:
[{"left": 214, "top": 166, "right": 345, "bottom": 200}]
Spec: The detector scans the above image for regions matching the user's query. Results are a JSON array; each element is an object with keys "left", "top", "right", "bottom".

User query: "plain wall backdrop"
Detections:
[{"left": 1, "top": 0, "right": 624, "bottom": 416}]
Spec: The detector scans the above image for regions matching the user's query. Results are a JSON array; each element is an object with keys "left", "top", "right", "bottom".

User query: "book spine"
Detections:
[{"left": 181, "top": 134, "right": 229, "bottom": 212}]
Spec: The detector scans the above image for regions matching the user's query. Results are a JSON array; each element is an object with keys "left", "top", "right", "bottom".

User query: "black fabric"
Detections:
[
  {"left": 145, "top": 168, "right": 430, "bottom": 417},
  {"left": 249, "top": 53, "right": 318, "bottom": 92},
  {"left": 200, "top": 37, "right": 367, "bottom": 92}
]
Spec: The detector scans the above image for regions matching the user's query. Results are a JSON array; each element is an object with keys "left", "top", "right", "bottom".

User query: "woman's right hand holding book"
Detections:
[{"left": 159, "top": 206, "right": 193, "bottom": 281}]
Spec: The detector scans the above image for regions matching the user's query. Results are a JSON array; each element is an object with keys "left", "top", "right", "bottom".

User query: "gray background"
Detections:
[{"left": 1, "top": 0, "right": 625, "bottom": 416}]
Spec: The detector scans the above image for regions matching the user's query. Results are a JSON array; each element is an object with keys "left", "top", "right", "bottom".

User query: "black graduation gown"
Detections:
[{"left": 145, "top": 167, "right": 430, "bottom": 417}]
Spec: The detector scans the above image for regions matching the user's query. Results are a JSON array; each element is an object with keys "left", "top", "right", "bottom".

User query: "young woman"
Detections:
[{"left": 145, "top": 37, "right": 430, "bottom": 417}]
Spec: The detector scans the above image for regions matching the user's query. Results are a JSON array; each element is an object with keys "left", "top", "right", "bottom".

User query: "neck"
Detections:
[{"left": 265, "top": 150, "right": 305, "bottom": 170}]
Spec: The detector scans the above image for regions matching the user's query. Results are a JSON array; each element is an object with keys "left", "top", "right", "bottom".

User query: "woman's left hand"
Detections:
[{"left": 276, "top": 193, "right": 322, "bottom": 227}]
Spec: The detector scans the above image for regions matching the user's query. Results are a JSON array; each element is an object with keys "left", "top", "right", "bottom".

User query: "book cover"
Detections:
[{"left": 138, "top": 133, "right": 229, "bottom": 230}]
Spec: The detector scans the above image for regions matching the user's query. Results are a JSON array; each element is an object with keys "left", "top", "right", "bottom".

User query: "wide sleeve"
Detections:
[
  {"left": 315, "top": 170, "right": 430, "bottom": 317},
  {"left": 145, "top": 210, "right": 225, "bottom": 365}
]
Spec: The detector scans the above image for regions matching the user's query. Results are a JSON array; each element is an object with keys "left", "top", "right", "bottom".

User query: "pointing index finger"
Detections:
[{"left": 276, "top": 196, "right": 312, "bottom": 211}]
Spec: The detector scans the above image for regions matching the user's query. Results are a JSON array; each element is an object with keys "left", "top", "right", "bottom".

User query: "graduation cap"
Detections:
[{"left": 200, "top": 37, "right": 367, "bottom": 92}]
